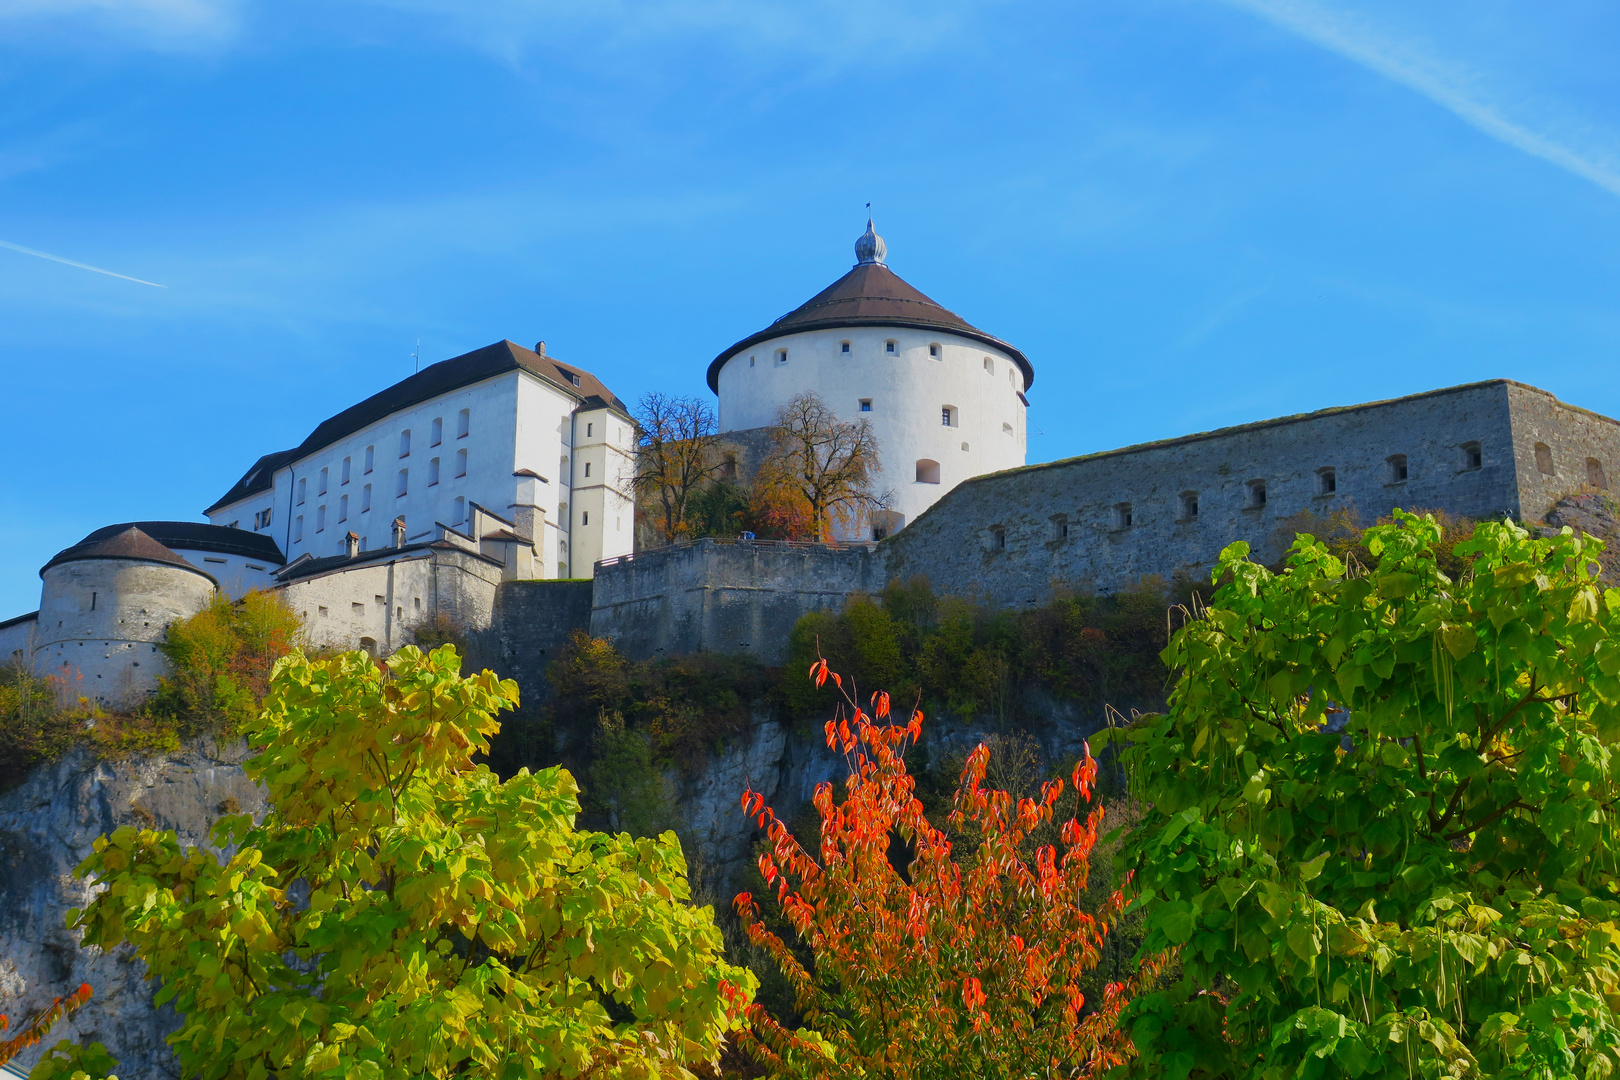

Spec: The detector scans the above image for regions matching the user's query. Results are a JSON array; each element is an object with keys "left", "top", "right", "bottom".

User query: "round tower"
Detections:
[
  {"left": 708, "top": 220, "right": 1032, "bottom": 537},
  {"left": 35, "top": 527, "right": 217, "bottom": 707}
]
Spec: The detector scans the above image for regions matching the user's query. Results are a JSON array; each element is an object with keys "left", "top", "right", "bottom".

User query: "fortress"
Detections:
[{"left": 4, "top": 221, "right": 1619, "bottom": 703}]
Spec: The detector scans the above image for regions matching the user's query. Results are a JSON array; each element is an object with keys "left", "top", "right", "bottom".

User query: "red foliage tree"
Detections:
[
  {"left": 733, "top": 658, "right": 1163, "bottom": 1079},
  {"left": 0, "top": 982, "right": 92, "bottom": 1067}
]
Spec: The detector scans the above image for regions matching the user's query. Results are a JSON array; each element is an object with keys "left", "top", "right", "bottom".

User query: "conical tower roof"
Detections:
[
  {"left": 40, "top": 526, "right": 215, "bottom": 583},
  {"left": 708, "top": 222, "right": 1032, "bottom": 392}
]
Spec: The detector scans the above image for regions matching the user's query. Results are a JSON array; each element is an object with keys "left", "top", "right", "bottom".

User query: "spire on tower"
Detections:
[{"left": 854, "top": 212, "right": 887, "bottom": 266}]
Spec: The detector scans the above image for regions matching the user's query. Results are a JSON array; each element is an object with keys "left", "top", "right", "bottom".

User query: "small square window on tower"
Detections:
[
  {"left": 885, "top": 340, "right": 897, "bottom": 354},
  {"left": 775, "top": 348, "right": 788, "bottom": 364},
  {"left": 929, "top": 343, "right": 941, "bottom": 359},
  {"left": 841, "top": 341, "right": 851, "bottom": 354},
  {"left": 859, "top": 399, "right": 872, "bottom": 412}
]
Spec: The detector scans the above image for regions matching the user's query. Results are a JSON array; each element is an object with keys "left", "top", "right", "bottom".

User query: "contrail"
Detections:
[
  {"left": 0, "top": 239, "right": 166, "bottom": 288},
  {"left": 1218, "top": 0, "right": 1620, "bottom": 200}
]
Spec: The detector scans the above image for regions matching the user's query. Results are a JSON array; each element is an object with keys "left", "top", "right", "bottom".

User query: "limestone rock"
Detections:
[{"left": 0, "top": 738, "right": 265, "bottom": 1080}]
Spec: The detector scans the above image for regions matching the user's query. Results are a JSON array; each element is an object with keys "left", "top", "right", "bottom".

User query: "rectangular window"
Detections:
[
  {"left": 297, "top": 477, "right": 306, "bottom": 505},
  {"left": 457, "top": 408, "right": 470, "bottom": 438},
  {"left": 339, "top": 495, "right": 349, "bottom": 522},
  {"left": 397, "top": 469, "right": 408, "bottom": 497},
  {"left": 341, "top": 456, "right": 351, "bottom": 484},
  {"left": 990, "top": 526, "right": 1006, "bottom": 550},
  {"left": 1462, "top": 442, "right": 1483, "bottom": 470},
  {"left": 582, "top": 511, "right": 589, "bottom": 526},
  {"left": 400, "top": 430, "right": 411, "bottom": 457},
  {"left": 587, "top": 422, "right": 593, "bottom": 437},
  {"left": 429, "top": 457, "right": 440, "bottom": 486},
  {"left": 929, "top": 343, "right": 941, "bottom": 358},
  {"left": 1247, "top": 480, "right": 1267, "bottom": 508},
  {"left": 1180, "top": 492, "right": 1198, "bottom": 521},
  {"left": 886, "top": 340, "right": 896, "bottom": 354},
  {"left": 1114, "top": 503, "right": 1133, "bottom": 529},
  {"left": 584, "top": 461, "right": 591, "bottom": 477},
  {"left": 456, "top": 448, "right": 468, "bottom": 478},
  {"left": 316, "top": 505, "right": 326, "bottom": 532},
  {"left": 1388, "top": 454, "right": 1409, "bottom": 483},
  {"left": 318, "top": 467, "right": 328, "bottom": 495},
  {"left": 431, "top": 417, "right": 443, "bottom": 446},
  {"left": 860, "top": 399, "right": 872, "bottom": 412},
  {"left": 361, "top": 483, "right": 372, "bottom": 512},
  {"left": 841, "top": 341, "right": 851, "bottom": 354},
  {"left": 294, "top": 515, "right": 304, "bottom": 542},
  {"left": 776, "top": 348, "right": 788, "bottom": 364},
  {"left": 364, "top": 445, "right": 374, "bottom": 473},
  {"left": 941, "top": 407, "right": 956, "bottom": 427},
  {"left": 453, "top": 496, "right": 466, "bottom": 525}
]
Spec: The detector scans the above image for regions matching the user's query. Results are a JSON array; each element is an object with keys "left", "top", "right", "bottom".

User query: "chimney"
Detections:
[
  {"left": 392, "top": 516, "right": 407, "bottom": 549},
  {"left": 535, "top": 340, "right": 546, "bottom": 357},
  {"left": 345, "top": 531, "right": 359, "bottom": 558}
]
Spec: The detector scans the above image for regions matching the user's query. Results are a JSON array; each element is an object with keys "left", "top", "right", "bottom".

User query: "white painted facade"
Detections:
[
  {"left": 165, "top": 549, "right": 279, "bottom": 599},
  {"left": 207, "top": 353, "right": 634, "bottom": 580}
]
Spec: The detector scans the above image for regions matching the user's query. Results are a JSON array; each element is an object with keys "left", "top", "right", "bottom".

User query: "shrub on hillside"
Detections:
[{"left": 145, "top": 589, "right": 303, "bottom": 737}]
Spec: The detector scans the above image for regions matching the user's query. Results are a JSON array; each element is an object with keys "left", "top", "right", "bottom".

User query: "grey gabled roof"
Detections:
[{"left": 208, "top": 341, "right": 628, "bottom": 514}]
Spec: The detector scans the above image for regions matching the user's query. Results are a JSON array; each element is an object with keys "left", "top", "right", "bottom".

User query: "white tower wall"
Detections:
[{"left": 716, "top": 328, "right": 1028, "bottom": 533}]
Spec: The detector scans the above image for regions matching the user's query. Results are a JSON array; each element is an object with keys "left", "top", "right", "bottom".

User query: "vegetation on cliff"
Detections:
[{"left": 68, "top": 645, "right": 754, "bottom": 1080}]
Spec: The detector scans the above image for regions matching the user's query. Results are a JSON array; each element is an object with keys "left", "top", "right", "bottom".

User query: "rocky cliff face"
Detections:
[{"left": 0, "top": 739, "right": 267, "bottom": 1080}]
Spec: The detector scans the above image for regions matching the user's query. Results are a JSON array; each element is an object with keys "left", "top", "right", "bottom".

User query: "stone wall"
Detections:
[
  {"left": 590, "top": 539, "right": 885, "bottom": 665},
  {"left": 1505, "top": 382, "right": 1620, "bottom": 522},
  {"left": 471, "top": 579, "right": 594, "bottom": 714},
  {"left": 885, "top": 381, "right": 1526, "bottom": 601}
]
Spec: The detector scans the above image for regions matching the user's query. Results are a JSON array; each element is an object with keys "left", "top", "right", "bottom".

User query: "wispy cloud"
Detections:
[
  {"left": 1217, "top": 0, "right": 1620, "bottom": 199},
  {"left": 0, "top": 239, "right": 166, "bottom": 287},
  {"left": 0, "top": 0, "right": 240, "bottom": 51}
]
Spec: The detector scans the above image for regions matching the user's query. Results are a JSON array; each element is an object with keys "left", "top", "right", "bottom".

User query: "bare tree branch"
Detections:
[
  {"left": 631, "top": 393, "right": 723, "bottom": 544},
  {"left": 763, "top": 391, "right": 887, "bottom": 540}
]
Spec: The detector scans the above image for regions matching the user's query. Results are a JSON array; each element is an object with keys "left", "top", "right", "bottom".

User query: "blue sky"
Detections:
[{"left": 2, "top": 0, "right": 1619, "bottom": 616}]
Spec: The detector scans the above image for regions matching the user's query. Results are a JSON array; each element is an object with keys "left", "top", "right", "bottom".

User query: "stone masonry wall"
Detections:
[
  {"left": 1506, "top": 382, "right": 1620, "bottom": 523},
  {"left": 471, "top": 579, "right": 594, "bottom": 714},
  {"left": 590, "top": 540, "right": 885, "bottom": 665},
  {"left": 884, "top": 380, "right": 1525, "bottom": 601}
]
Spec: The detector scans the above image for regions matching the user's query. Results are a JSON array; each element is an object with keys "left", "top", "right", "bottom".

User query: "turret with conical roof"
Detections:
[{"left": 708, "top": 221, "right": 1032, "bottom": 539}]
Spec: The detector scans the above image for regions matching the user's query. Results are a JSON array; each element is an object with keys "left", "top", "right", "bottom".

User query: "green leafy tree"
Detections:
[
  {"left": 69, "top": 645, "right": 754, "bottom": 1080},
  {"left": 1112, "top": 512, "right": 1620, "bottom": 1080}
]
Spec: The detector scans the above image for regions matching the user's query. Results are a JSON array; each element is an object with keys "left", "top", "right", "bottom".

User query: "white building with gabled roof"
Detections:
[{"left": 205, "top": 339, "right": 636, "bottom": 580}]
